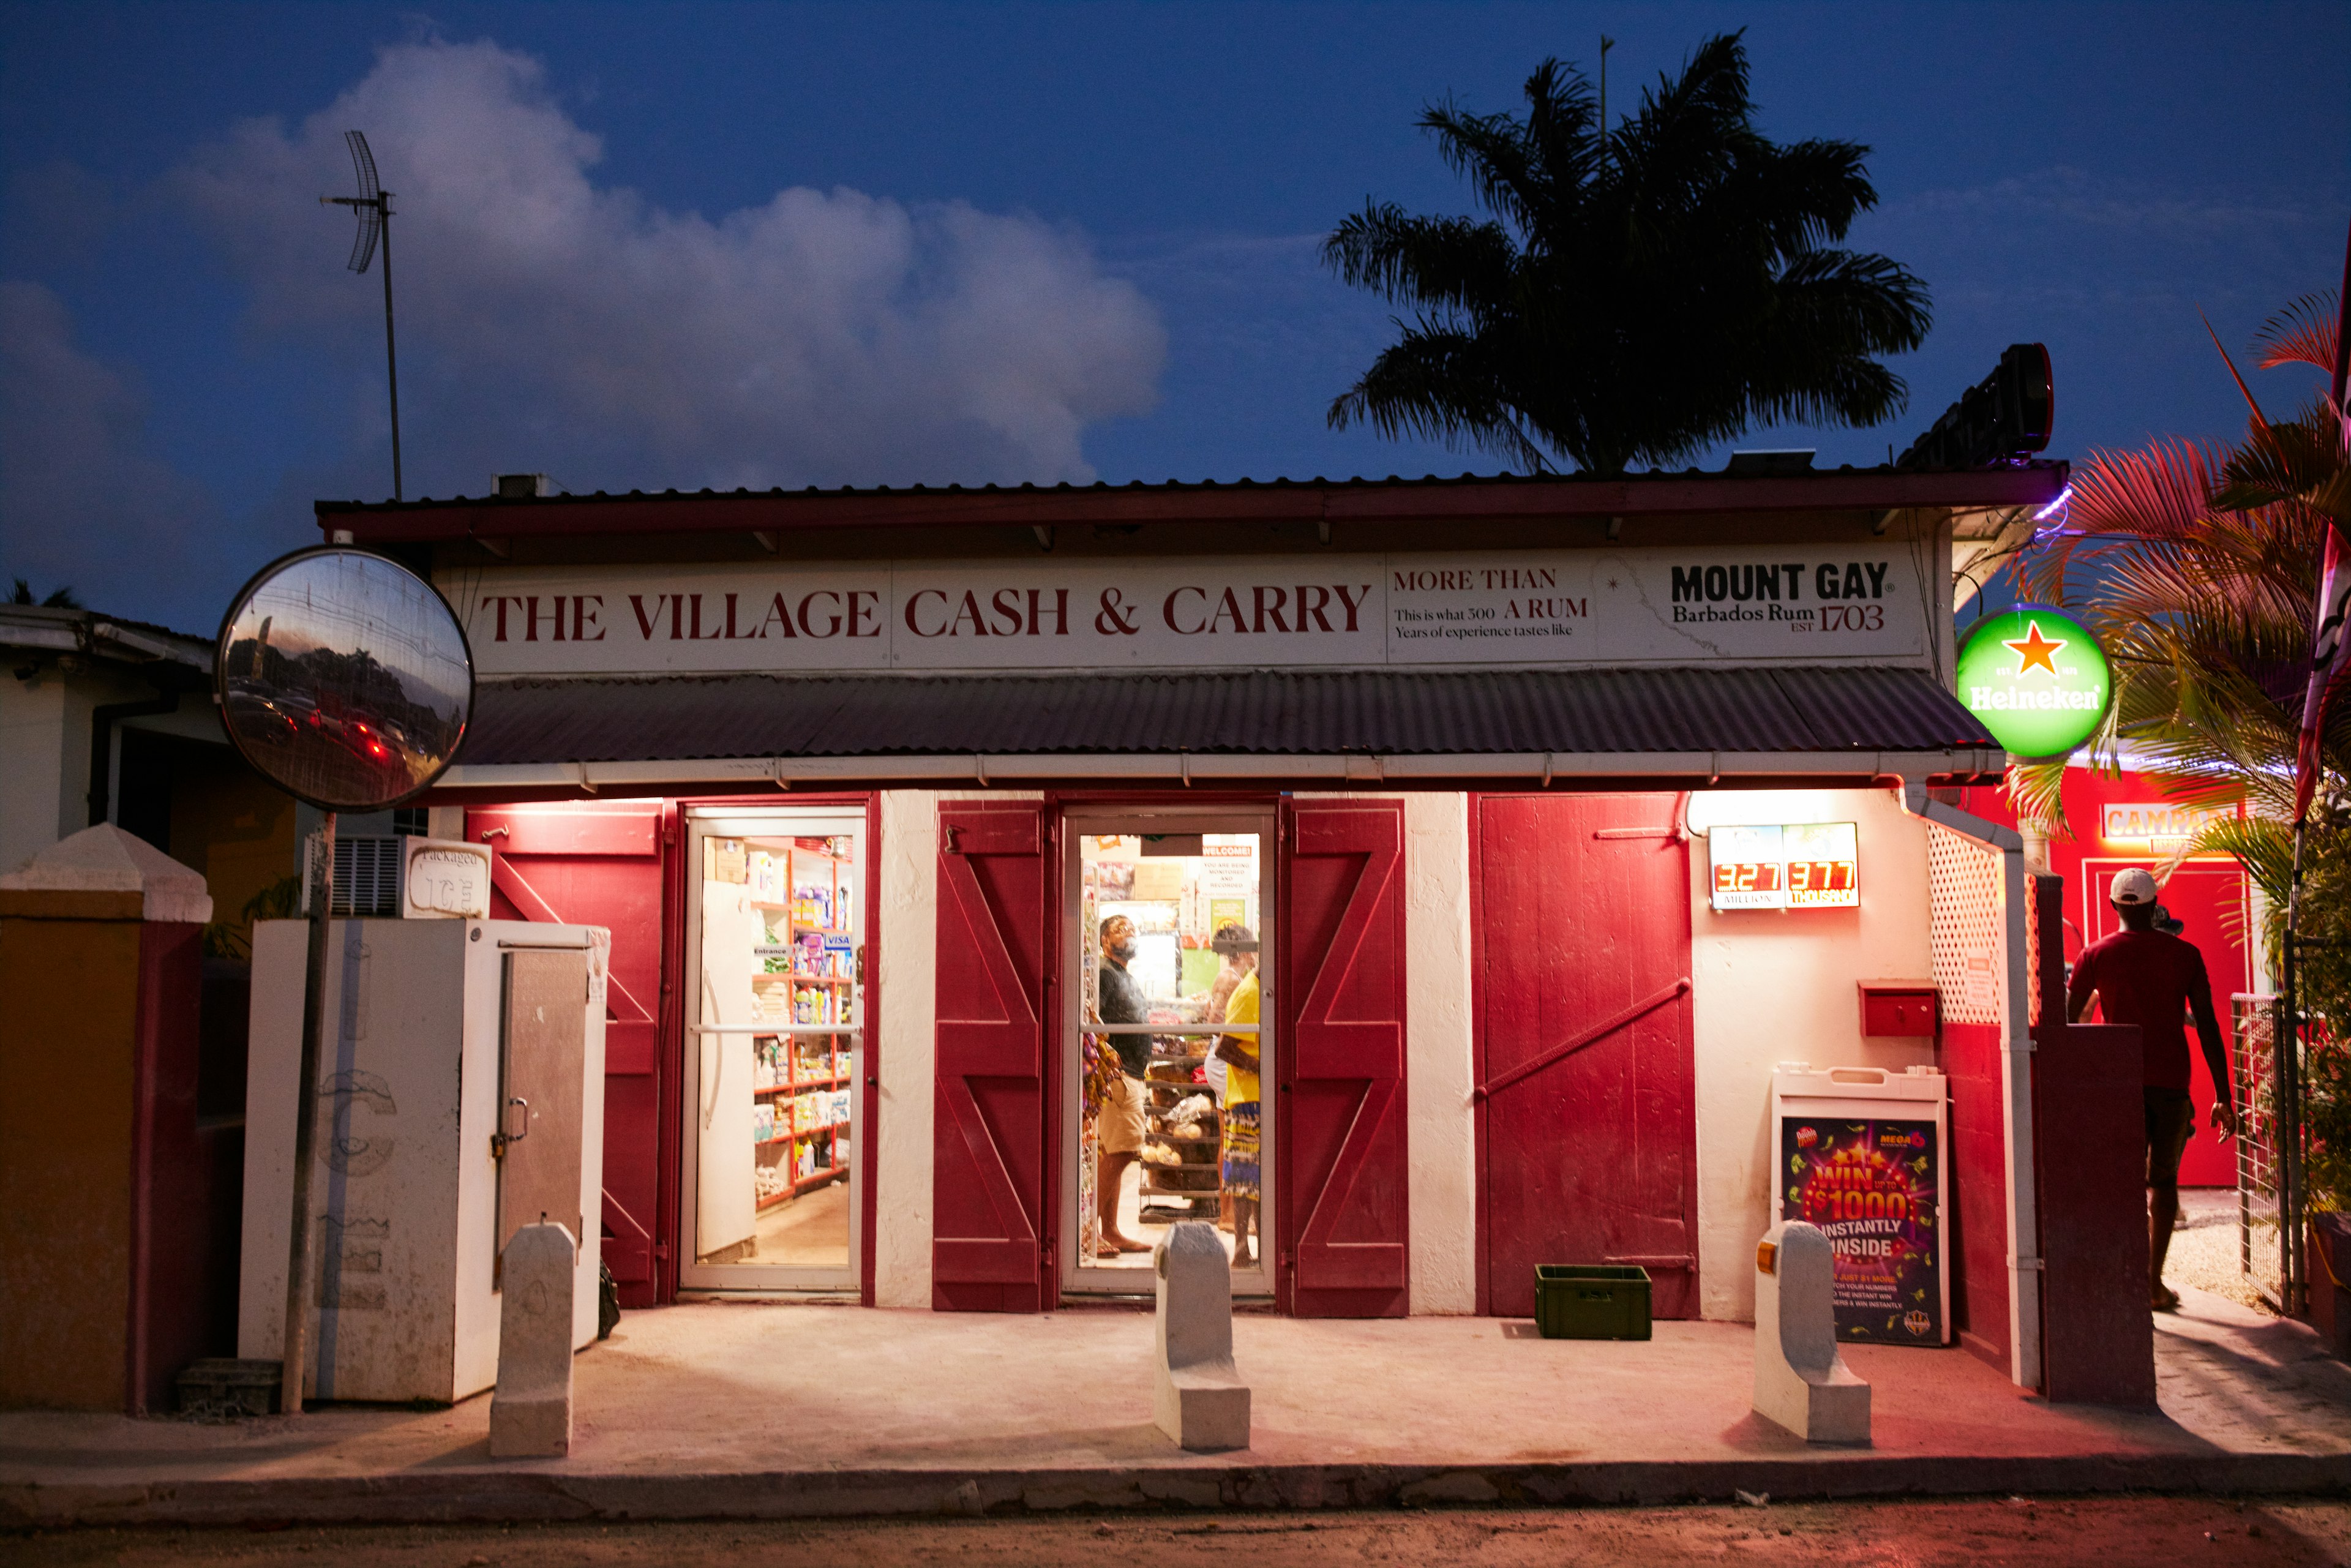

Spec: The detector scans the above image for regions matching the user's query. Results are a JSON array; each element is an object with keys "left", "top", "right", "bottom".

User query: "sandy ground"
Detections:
[
  {"left": 2167, "top": 1188, "right": 2279, "bottom": 1314},
  {"left": 11, "top": 1497, "right": 2351, "bottom": 1566}
]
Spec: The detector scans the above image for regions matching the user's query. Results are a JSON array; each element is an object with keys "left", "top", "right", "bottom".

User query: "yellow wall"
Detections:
[
  {"left": 167, "top": 748, "right": 298, "bottom": 939},
  {"left": 0, "top": 910, "right": 140, "bottom": 1408}
]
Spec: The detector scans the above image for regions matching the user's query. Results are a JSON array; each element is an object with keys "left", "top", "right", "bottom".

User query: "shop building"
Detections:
[{"left": 320, "top": 462, "right": 2064, "bottom": 1381}]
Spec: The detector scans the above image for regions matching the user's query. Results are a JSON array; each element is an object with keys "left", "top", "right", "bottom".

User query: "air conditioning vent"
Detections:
[{"left": 332, "top": 836, "right": 405, "bottom": 916}]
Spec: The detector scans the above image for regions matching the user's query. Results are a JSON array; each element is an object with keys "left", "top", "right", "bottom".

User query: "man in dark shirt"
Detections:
[
  {"left": 2066, "top": 867, "right": 2237, "bottom": 1311},
  {"left": 1093, "top": 915, "right": 1153, "bottom": 1255}
]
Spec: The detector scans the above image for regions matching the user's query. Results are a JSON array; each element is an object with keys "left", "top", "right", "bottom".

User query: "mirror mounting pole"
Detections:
[{"left": 280, "top": 811, "right": 336, "bottom": 1416}]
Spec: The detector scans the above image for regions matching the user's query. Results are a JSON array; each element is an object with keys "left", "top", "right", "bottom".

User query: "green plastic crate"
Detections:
[{"left": 1534, "top": 1264, "right": 1652, "bottom": 1340}]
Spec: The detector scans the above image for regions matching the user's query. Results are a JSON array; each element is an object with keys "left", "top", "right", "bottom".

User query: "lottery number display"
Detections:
[{"left": 1710, "top": 823, "right": 1859, "bottom": 912}]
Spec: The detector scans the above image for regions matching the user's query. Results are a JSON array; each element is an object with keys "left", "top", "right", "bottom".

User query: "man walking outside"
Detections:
[{"left": 2066, "top": 868, "right": 2238, "bottom": 1311}]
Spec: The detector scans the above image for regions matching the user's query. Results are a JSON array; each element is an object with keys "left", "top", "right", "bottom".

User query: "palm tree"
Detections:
[
  {"left": 2007, "top": 293, "right": 2348, "bottom": 1204},
  {"left": 8, "top": 578, "right": 81, "bottom": 608},
  {"left": 1323, "top": 31, "right": 1932, "bottom": 476},
  {"left": 2009, "top": 293, "right": 2347, "bottom": 841}
]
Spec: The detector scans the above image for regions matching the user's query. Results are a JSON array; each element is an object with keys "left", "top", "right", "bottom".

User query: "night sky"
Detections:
[{"left": 2, "top": 1, "right": 2344, "bottom": 632}]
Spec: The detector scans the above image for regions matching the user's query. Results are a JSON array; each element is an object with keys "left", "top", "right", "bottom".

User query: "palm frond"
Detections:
[{"left": 2254, "top": 291, "right": 2341, "bottom": 376}]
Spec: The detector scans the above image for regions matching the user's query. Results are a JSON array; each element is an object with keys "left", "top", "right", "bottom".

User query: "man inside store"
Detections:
[
  {"left": 1095, "top": 914, "right": 1155, "bottom": 1256},
  {"left": 2066, "top": 866, "right": 2237, "bottom": 1312},
  {"left": 1211, "top": 925, "right": 1264, "bottom": 1270}
]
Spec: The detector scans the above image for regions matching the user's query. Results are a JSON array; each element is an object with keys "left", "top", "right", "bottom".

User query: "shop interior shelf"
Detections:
[
  {"left": 1152, "top": 1133, "right": 1219, "bottom": 1144},
  {"left": 752, "top": 972, "right": 852, "bottom": 985}
]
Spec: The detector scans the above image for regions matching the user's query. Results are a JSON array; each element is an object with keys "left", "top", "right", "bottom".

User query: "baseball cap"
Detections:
[{"left": 2110, "top": 868, "right": 2160, "bottom": 906}]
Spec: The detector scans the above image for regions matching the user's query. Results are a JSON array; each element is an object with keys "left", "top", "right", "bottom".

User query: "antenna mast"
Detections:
[
  {"left": 1599, "top": 36, "right": 1615, "bottom": 172},
  {"left": 321, "top": 130, "right": 403, "bottom": 501}
]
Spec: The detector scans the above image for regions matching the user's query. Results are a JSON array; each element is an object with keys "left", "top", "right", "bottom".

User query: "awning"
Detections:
[{"left": 437, "top": 666, "right": 1999, "bottom": 792}]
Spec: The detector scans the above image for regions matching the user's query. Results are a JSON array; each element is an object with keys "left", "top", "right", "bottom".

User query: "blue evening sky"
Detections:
[{"left": 2, "top": 1, "right": 2344, "bottom": 632}]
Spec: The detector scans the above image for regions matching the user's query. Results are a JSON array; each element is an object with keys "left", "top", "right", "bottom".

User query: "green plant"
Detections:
[
  {"left": 1322, "top": 31, "right": 1931, "bottom": 476},
  {"left": 2008, "top": 290, "right": 2347, "bottom": 1202},
  {"left": 201, "top": 871, "right": 305, "bottom": 962}
]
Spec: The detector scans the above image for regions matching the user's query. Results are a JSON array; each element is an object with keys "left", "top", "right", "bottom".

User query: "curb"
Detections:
[{"left": 9, "top": 1450, "right": 2351, "bottom": 1528}]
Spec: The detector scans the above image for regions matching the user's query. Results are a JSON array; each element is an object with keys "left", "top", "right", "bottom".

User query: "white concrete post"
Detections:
[
  {"left": 489, "top": 1222, "right": 577, "bottom": 1458},
  {"left": 1753, "top": 1220, "right": 1870, "bottom": 1445},
  {"left": 1153, "top": 1221, "right": 1250, "bottom": 1452}
]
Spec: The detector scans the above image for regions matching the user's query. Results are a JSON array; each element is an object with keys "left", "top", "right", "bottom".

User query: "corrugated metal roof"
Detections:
[
  {"left": 321, "top": 459, "right": 2069, "bottom": 512},
  {"left": 457, "top": 666, "right": 1993, "bottom": 766}
]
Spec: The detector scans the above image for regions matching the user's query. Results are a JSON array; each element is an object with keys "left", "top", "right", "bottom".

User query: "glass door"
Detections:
[
  {"left": 681, "top": 809, "right": 864, "bottom": 1291},
  {"left": 1060, "top": 810, "right": 1274, "bottom": 1298}
]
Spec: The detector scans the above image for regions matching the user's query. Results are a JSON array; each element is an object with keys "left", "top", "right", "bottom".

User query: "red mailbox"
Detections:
[{"left": 1859, "top": 981, "right": 1938, "bottom": 1039}]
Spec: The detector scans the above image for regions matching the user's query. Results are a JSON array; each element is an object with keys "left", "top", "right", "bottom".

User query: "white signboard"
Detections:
[
  {"left": 438, "top": 546, "right": 1928, "bottom": 677},
  {"left": 402, "top": 837, "right": 492, "bottom": 920}
]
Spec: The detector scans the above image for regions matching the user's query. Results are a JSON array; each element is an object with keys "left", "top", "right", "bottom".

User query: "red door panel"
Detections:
[
  {"left": 933, "top": 803, "right": 1052, "bottom": 1311},
  {"left": 2082, "top": 862, "right": 2251, "bottom": 1186},
  {"left": 1476, "top": 794, "right": 1697, "bottom": 1319},
  {"left": 469, "top": 803, "right": 671, "bottom": 1306},
  {"left": 1281, "top": 800, "right": 1409, "bottom": 1317}
]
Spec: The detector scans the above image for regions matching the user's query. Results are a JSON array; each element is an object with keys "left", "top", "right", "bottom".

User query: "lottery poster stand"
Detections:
[{"left": 1771, "top": 1065, "right": 1951, "bottom": 1346}]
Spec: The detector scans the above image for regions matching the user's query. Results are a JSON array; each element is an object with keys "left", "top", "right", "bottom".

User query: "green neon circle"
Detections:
[{"left": 1954, "top": 607, "right": 2110, "bottom": 759}]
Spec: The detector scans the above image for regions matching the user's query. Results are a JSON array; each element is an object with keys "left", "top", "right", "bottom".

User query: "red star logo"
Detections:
[{"left": 2004, "top": 620, "right": 2064, "bottom": 677}]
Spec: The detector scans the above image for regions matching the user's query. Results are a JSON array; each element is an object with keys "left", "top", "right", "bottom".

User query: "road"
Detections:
[{"left": 9, "top": 1496, "right": 2348, "bottom": 1566}]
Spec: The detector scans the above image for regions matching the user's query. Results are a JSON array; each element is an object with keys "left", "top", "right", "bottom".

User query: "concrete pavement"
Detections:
[{"left": 4, "top": 1284, "right": 2347, "bottom": 1526}]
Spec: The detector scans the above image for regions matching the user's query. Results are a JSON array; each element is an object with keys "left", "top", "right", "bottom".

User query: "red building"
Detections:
[{"left": 278, "top": 460, "right": 2068, "bottom": 1386}]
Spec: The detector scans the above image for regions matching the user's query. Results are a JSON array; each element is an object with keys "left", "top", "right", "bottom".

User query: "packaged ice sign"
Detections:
[
  {"left": 1709, "top": 823, "right": 1859, "bottom": 911},
  {"left": 402, "top": 836, "right": 492, "bottom": 920},
  {"left": 1954, "top": 606, "right": 2110, "bottom": 760}
]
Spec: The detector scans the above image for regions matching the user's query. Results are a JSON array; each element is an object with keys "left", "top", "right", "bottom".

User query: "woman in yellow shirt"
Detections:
[{"left": 1210, "top": 925, "right": 1262, "bottom": 1268}]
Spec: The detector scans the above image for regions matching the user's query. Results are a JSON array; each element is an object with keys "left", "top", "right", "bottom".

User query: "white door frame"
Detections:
[
  {"left": 679, "top": 807, "right": 868, "bottom": 1294},
  {"left": 1057, "top": 805, "right": 1277, "bottom": 1299}
]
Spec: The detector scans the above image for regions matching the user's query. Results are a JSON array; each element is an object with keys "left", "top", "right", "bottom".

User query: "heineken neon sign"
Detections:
[{"left": 1955, "top": 607, "right": 2110, "bottom": 759}]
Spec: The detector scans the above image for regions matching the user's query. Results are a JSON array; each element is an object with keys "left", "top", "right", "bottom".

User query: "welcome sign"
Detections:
[{"left": 438, "top": 546, "right": 1931, "bottom": 677}]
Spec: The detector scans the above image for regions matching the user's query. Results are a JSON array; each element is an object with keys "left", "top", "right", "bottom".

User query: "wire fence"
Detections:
[{"left": 2234, "top": 992, "right": 2306, "bottom": 1313}]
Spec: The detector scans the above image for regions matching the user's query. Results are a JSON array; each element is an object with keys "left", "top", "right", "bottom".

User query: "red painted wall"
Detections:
[{"left": 1955, "top": 769, "right": 2252, "bottom": 1185}]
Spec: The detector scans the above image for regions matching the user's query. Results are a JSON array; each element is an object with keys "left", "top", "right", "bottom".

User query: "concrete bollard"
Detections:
[
  {"left": 1753, "top": 1220, "right": 1870, "bottom": 1445},
  {"left": 1152, "top": 1221, "right": 1250, "bottom": 1452},
  {"left": 489, "top": 1222, "right": 577, "bottom": 1458}
]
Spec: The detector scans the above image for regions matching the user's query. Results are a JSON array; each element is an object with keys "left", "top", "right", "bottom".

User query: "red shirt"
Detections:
[{"left": 2066, "top": 929, "right": 2215, "bottom": 1092}]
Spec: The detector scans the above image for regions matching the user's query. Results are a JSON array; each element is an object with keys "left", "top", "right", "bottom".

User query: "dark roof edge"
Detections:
[{"left": 316, "top": 462, "right": 2069, "bottom": 544}]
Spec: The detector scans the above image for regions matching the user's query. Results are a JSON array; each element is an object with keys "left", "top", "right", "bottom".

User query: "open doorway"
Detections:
[
  {"left": 681, "top": 809, "right": 866, "bottom": 1292},
  {"left": 1061, "top": 811, "right": 1275, "bottom": 1298}
]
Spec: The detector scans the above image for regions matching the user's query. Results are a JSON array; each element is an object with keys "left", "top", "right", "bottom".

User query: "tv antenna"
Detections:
[{"left": 321, "top": 130, "right": 403, "bottom": 501}]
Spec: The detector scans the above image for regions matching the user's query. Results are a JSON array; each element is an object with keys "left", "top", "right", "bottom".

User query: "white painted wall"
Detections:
[
  {"left": 1686, "top": 786, "right": 1935, "bottom": 1322},
  {"left": 0, "top": 672, "right": 70, "bottom": 874},
  {"left": 0, "top": 663, "right": 162, "bottom": 872},
  {"left": 1404, "top": 792, "right": 1476, "bottom": 1313},
  {"left": 873, "top": 790, "right": 939, "bottom": 1308},
  {"left": 870, "top": 789, "right": 1042, "bottom": 1309}
]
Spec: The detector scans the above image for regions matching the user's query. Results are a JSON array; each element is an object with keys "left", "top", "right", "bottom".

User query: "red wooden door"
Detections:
[
  {"left": 1475, "top": 794, "right": 1697, "bottom": 1319},
  {"left": 933, "top": 802, "right": 1053, "bottom": 1311},
  {"left": 1280, "top": 800, "right": 1409, "bottom": 1318},
  {"left": 470, "top": 803, "right": 672, "bottom": 1307},
  {"left": 2082, "top": 861, "right": 2251, "bottom": 1186}
]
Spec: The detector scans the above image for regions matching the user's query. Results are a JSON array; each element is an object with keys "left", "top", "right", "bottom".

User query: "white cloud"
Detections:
[
  {"left": 0, "top": 280, "right": 214, "bottom": 614},
  {"left": 175, "top": 37, "right": 1165, "bottom": 497}
]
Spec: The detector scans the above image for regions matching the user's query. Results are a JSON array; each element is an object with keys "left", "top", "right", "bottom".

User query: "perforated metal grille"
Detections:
[
  {"left": 1930, "top": 820, "right": 2007, "bottom": 1027},
  {"left": 332, "top": 836, "right": 404, "bottom": 917}
]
